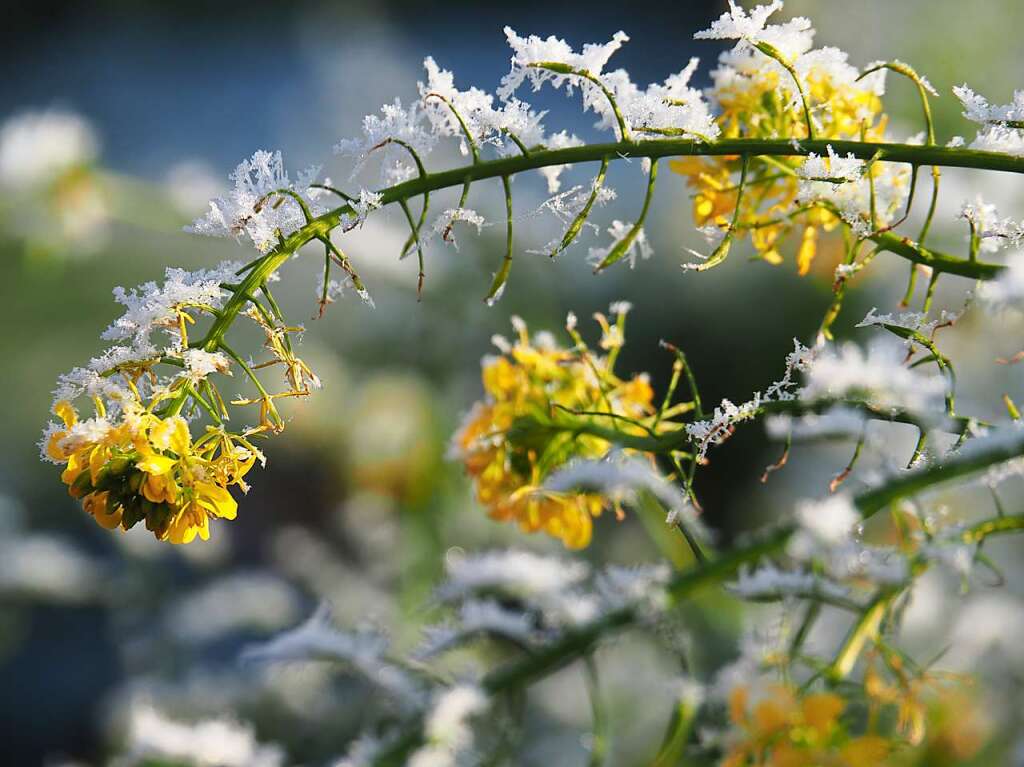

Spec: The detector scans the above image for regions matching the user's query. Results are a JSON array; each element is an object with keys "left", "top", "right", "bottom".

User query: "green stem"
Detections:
[
  {"left": 485, "top": 175, "right": 514, "bottom": 302},
  {"left": 594, "top": 158, "right": 658, "bottom": 271},
  {"left": 398, "top": 199, "right": 426, "bottom": 298},
  {"left": 217, "top": 340, "right": 284, "bottom": 429},
  {"left": 551, "top": 157, "right": 610, "bottom": 258},
  {"left": 227, "top": 138, "right": 1016, "bottom": 300},
  {"left": 827, "top": 589, "right": 896, "bottom": 680},
  {"left": 583, "top": 655, "right": 609, "bottom": 767},
  {"left": 855, "top": 428, "right": 1024, "bottom": 517},
  {"left": 178, "top": 138, "right": 1018, "bottom": 413}
]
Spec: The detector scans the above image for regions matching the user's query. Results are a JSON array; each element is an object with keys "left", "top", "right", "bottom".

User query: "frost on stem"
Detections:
[
  {"left": 536, "top": 130, "right": 583, "bottom": 193},
  {"left": 421, "top": 56, "right": 545, "bottom": 154},
  {"left": 437, "top": 549, "right": 590, "bottom": 605},
  {"left": 800, "top": 337, "right": 946, "bottom": 414},
  {"left": 334, "top": 98, "right": 436, "bottom": 185},
  {"left": 687, "top": 340, "right": 813, "bottom": 460},
  {"left": 959, "top": 195, "right": 1024, "bottom": 253},
  {"left": 415, "top": 599, "right": 536, "bottom": 659},
  {"left": 418, "top": 56, "right": 583, "bottom": 190},
  {"left": 587, "top": 220, "right": 653, "bottom": 270},
  {"left": 979, "top": 253, "right": 1024, "bottom": 313},
  {"left": 408, "top": 686, "right": 489, "bottom": 767},
  {"left": 695, "top": 1, "right": 810, "bottom": 59},
  {"left": 499, "top": 28, "right": 718, "bottom": 142},
  {"left": 498, "top": 28, "right": 630, "bottom": 101},
  {"left": 431, "top": 207, "right": 485, "bottom": 250},
  {"left": 728, "top": 562, "right": 850, "bottom": 603},
  {"left": 856, "top": 306, "right": 964, "bottom": 338},
  {"left": 954, "top": 85, "right": 1024, "bottom": 156},
  {"left": 788, "top": 494, "right": 859, "bottom": 560},
  {"left": 765, "top": 405, "right": 867, "bottom": 441},
  {"left": 544, "top": 454, "right": 710, "bottom": 543},
  {"left": 344, "top": 189, "right": 384, "bottom": 230},
  {"left": 242, "top": 603, "right": 424, "bottom": 707},
  {"left": 796, "top": 145, "right": 910, "bottom": 236}
]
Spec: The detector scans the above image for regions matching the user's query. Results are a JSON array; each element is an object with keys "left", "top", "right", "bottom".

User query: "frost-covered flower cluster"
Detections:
[
  {"left": 29, "top": 9, "right": 1024, "bottom": 765},
  {"left": 104, "top": 262, "right": 242, "bottom": 348}
]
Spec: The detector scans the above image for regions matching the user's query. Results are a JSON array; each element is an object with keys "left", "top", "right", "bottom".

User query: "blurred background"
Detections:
[{"left": 3, "top": 1, "right": 1024, "bottom": 764}]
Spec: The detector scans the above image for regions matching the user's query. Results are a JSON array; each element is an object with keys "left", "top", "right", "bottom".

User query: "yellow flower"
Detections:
[
  {"left": 46, "top": 400, "right": 78, "bottom": 461},
  {"left": 723, "top": 682, "right": 892, "bottom": 767},
  {"left": 149, "top": 415, "right": 191, "bottom": 455},
  {"left": 82, "top": 491, "right": 122, "bottom": 530},
  {"left": 47, "top": 390, "right": 253, "bottom": 544},
  {"left": 672, "top": 52, "right": 890, "bottom": 273},
  {"left": 454, "top": 312, "right": 661, "bottom": 548},
  {"left": 163, "top": 481, "right": 237, "bottom": 544},
  {"left": 840, "top": 736, "right": 891, "bottom": 766}
]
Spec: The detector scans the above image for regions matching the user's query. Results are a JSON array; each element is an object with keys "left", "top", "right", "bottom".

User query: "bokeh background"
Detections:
[{"left": 3, "top": 1, "right": 1024, "bottom": 764}]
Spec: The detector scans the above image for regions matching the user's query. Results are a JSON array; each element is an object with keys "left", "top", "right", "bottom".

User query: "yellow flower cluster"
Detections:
[
  {"left": 46, "top": 399, "right": 262, "bottom": 543},
  {"left": 724, "top": 684, "right": 890, "bottom": 767},
  {"left": 453, "top": 309, "right": 658, "bottom": 548},
  {"left": 672, "top": 56, "right": 890, "bottom": 274}
]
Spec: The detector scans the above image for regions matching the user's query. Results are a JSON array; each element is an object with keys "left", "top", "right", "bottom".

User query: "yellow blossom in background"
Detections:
[
  {"left": 452, "top": 307, "right": 663, "bottom": 548},
  {"left": 723, "top": 683, "right": 891, "bottom": 767},
  {"left": 863, "top": 651, "right": 988, "bottom": 764}
]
